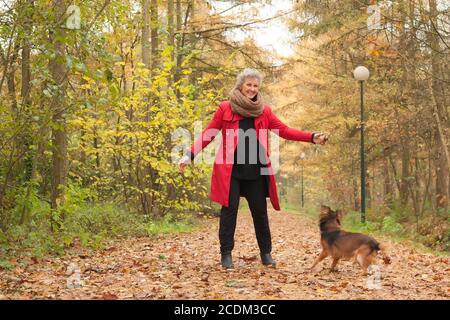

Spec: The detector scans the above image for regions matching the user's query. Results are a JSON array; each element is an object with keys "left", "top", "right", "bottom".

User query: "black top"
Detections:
[
  {"left": 186, "top": 117, "right": 266, "bottom": 180},
  {"left": 231, "top": 117, "right": 265, "bottom": 180}
]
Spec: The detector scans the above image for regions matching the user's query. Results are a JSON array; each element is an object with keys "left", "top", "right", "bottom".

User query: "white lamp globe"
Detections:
[{"left": 353, "top": 66, "right": 370, "bottom": 81}]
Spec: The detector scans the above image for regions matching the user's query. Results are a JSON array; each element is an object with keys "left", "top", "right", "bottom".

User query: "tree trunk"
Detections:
[
  {"left": 383, "top": 148, "right": 393, "bottom": 208},
  {"left": 428, "top": 0, "right": 449, "bottom": 210},
  {"left": 174, "top": 0, "right": 182, "bottom": 98},
  {"left": 396, "top": 6, "right": 412, "bottom": 209},
  {"left": 142, "top": 0, "right": 150, "bottom": 68},
  {"left": 400, "top": 140, "right": 410, "bottom": 207},
  {"left": 366, "top": 170, "right": 372, "bottom": 210},
  {"left": 21, "top": 1, "right": 32, "bottom": 108},
  {"left": 150, "top": 0, "right": 159, "bottom": 72},
  {"left": 168, "top": 0, "right": 175, "bottom": 65},
  {"left": 19, "top": 0, "right": 35, "bottom": 225},
  {"left": 6, "top": 45, "right": 18, "bottom": 114},
  {"left": 188, "top": 0, "right": 195, "bottom": 45},
  {"left": 352, "top": 157, "right": 359, "bottom": 211},
  {"left": 49, "top": 0, "right": 69, "bottom": 213}
]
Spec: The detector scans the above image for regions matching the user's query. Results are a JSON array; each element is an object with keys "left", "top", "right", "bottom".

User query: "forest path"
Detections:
[{"left": 1, "top": 210, "right": 449, "bottom": 299}]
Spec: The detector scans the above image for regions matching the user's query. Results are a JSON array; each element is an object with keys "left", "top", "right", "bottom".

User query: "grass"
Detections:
[
  {"left": 144, "top": 213, "right": 198, "bottom": 236},
  {"left": 0, "top": 200, "right": 200, "bottom": 270}
]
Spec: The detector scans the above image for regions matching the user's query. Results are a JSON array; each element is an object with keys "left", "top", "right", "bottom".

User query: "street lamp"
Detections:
[
  {"left": 353, "top": 66, "right": 370, "bottom": 223},
  {"left": 299, "top": 152, "right": 306, "bottom": 207}
]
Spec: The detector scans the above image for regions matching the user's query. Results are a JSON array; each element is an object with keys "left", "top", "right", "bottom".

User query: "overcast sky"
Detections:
[{"left": 209, "top": 0, "right": 296, "bottom": 58}]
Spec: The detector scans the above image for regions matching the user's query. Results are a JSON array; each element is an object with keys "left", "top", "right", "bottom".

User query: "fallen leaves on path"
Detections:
[{"left": 1, "top": 210, "right": 449, "bottom": 300}]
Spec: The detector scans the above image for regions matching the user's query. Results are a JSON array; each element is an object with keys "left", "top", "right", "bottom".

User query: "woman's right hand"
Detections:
[
  {"left": 178, "top": 155, "right": 191, "bottom": 172},
  {"left": 313, "top": 132, "right": 329, "bottom": 145}
]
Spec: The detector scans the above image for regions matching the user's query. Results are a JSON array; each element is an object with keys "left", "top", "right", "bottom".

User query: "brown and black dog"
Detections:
[{"left": 311, "top": 205, "right": 390, "bottom": 275}]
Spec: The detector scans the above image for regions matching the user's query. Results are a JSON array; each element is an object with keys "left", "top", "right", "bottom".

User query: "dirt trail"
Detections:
[{"left": 1, "top": 210, "right": 449, "bottom": 300}]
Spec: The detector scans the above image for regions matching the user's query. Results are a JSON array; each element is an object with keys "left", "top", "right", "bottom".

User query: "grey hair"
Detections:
[{"left": 235, "top": 68, "right": 263, "bottom": 89}]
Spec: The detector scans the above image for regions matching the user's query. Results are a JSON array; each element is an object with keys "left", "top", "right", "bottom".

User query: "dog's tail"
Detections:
[{"left": 376, "top": 243, "right": 391, "bottom": 264}]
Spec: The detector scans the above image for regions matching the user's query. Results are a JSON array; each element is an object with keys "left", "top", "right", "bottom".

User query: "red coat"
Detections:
[{"left": 190, "top": 101, "right": 314, "bottom": 211}]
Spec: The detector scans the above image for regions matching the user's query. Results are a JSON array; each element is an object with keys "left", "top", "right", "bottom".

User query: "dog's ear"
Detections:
[
  {"left": 335, "top": 209, "right": 344, "bottom": 224},
  {"left": 320, "top": 205, "right": 332, "bottom": 220},
  {"left": 320, "top": 205, "right": 331, "bottom": 214}
]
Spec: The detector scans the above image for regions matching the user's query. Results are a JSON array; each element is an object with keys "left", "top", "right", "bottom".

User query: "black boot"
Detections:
[
  {"left": 221, "top": 253, "right": 233, "bottom": 269},
  {"left": 260, "top": 253, "right": 276, "bottom": 267}
]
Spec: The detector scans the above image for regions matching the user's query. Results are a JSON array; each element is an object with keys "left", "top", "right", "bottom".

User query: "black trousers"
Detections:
[{"left": 219, "top": 175, "right": 272, "bottom": 254}]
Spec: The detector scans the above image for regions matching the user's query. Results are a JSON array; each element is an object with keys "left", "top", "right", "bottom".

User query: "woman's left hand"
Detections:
[
  {"left": 178, "top": 155, "right": 191, "bottom": 172},
  {"left": 313, "top": 132, "right": 328, "bottom": 145}
]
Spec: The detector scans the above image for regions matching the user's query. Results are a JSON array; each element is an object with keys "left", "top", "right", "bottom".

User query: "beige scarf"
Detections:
[{"left": 229, "top": 87, "right": 264, "bottom": 118}]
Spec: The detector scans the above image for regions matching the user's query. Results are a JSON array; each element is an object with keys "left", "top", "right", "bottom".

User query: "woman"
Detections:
[{"left": 178, "top": 69, "right": 328, "bottom": 269}]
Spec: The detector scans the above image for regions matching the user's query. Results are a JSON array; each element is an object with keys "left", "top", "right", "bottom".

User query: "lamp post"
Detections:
[
  {"left": 353, "top": 66, "right": 370, "bottom": 223},
  {"left": 299, "top": 152, "right": 305, "bottom": 207}
]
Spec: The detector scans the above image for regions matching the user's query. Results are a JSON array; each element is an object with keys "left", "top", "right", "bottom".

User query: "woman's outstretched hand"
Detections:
[
  {"left": 178, "top": 155, "right": 191, "bottom": 172},
  {"left": 313, "top": 132, "right": 329, "bottom": 145}
]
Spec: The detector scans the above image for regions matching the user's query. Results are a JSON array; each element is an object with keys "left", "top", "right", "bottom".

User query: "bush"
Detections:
[
  {"left": 342, "top": 210, "right": 381, "bottom": 234},
  {"left": 0, "top": 182, "right": 198, "bottom": 261},
  {"left": 382, "top": 216, "right": 404, "bottom": 235}
]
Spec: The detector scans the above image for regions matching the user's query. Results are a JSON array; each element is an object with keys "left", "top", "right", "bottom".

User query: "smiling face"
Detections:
[{"left": 240, "top": 77, "right": 260, "bottom": 99}]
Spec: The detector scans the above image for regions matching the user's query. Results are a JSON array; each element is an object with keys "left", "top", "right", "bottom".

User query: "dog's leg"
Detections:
[
  {"left": 361, "top": 252, "right": 376, "bottom": 275},
  {"left": 356, "top": 253, "right": 364, "bottom": 267},
  {"left": 310, "top": 250, "right": 328, "bottom": 271},
  {"left": 330, "top": 257, "right": 340, "bottom": 272},
  {"left": 361, "top": 257, "right": 370, "bottom": 276}
]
